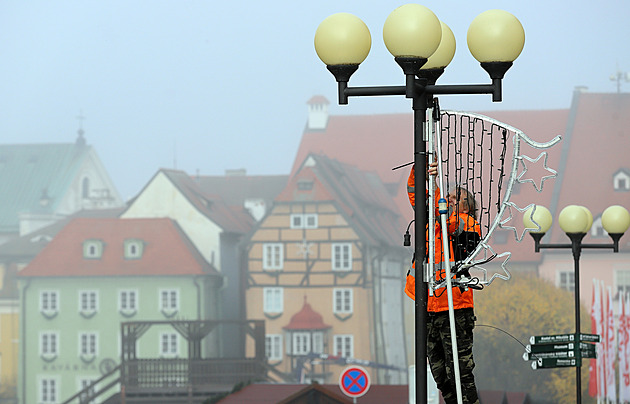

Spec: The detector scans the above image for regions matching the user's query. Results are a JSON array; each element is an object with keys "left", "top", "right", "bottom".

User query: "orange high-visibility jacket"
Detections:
[{"left": 404, "top": 165, "right": 479, "bottom": 313}]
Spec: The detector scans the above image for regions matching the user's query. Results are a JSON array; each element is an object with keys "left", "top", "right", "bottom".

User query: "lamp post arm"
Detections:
[
  {"left": 338, "top": 80, "right": 505, "bottom": 104},
  {"left": 425, "top": 79, "right": 501, "bottom": 101},
  {"left": 343, "top": 85, "right": 407, "bottom": 98}
]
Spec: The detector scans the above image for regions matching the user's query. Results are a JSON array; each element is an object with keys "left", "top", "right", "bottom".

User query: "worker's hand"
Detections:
[{"left": 428, "top": 162, "right": 438, "bottom": 177}]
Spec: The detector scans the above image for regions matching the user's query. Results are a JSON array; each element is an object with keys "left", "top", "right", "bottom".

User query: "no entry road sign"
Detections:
[{"left": 339, "top": 366, "right": 371, "bottom": 398}]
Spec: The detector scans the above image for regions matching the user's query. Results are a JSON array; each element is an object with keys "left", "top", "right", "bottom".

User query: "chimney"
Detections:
[
  {"left": 306, "top": 95, "right": 330, "bottom": 130},
  {"left": 225, "top": 168, "right": 247, "bottom": 176}
]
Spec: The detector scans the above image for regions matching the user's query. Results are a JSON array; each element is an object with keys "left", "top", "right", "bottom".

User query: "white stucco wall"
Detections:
[{"left": 121, "top": 172, "right": 223, "bottom": 270}]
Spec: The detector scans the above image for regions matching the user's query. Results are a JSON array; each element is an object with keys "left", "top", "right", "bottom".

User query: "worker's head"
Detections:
[{"left": 447, "top": 187, "right": 477, "bottom": 218}]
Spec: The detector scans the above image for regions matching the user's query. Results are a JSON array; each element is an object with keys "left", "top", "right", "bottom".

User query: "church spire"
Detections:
[{"left": 75, "top": 110, "right": 86, "bottom": 146}]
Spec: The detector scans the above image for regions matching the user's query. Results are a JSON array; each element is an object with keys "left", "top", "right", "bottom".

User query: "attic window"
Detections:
[
  {"left": 124, "top": 239, "right": 144, "bottom": 259},
  {"left": 614, "top": 171, "right": 630, "bottom": 191},
  {"left": 297, "top": 180, "right": 314, "bottom": 191},
  {"left": 591, "top": 217, "right": 606, "bottom": 238},
  {"left": 83, "top": 240, "right": 104, "bottom": 259},
  {"left": 290, "top": 214, "right": 318, "bottom": 229}
]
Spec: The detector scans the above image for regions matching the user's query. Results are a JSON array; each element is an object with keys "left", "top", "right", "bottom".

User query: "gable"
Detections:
[
  {"left": 122, "top": 171, "right": 223, "bottom": 266},
  {"left": 0, "top": 143, "right": 123, "bottom": 237},
  {"left": 0, "top": 143, "right": 88, "bottom": 233}
]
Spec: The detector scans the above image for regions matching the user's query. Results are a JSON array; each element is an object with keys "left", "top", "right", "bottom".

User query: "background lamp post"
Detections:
[
  {"left": 525, "top": 204, "right": 630, "bottom": 404},
  {"left": 315, "top": 5, "right": 524, "bottom": 404}
]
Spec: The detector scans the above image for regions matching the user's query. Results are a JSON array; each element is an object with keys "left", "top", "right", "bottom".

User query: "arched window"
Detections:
[{"left": 82, "top": 177, "right": 90, "bottom": 198}]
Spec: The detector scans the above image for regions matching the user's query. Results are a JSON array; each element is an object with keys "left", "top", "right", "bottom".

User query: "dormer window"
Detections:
[
  {"left": 614, "top": 170, "right": 630, "bottom": 191},
  {"left": 83, "top": 240, "right": 104, "bottom": 259},
  {"left": 591, "top": 216, "right": 606, "bottom": 238},
  {"left": 124, "top": 239, "right": 144, "bottom": 259},
  {"left": 297, "top": 180, "right": 314, "bottom": 191}
]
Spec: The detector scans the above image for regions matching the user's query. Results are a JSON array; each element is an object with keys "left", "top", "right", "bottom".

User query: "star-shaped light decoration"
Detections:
[
  {"left": 295, "top": 239, "right": 315, "bottom": 259},
  {"left": 516, "top": 151, "right": 558, "bottom": 192},
  {"left": 469, "top": 242, "right": 513, "bottom": 286},
  {"left": 499, "top": 202, "right": 537, "bottom": 242},
  {"left": 429, "top": 241, "right": 512, "bottom": 290}
]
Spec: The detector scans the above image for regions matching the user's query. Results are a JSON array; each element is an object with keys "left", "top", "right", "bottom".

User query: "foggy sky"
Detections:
[{"left": 1, "top": 0, "right": 629, "bottom": 201}]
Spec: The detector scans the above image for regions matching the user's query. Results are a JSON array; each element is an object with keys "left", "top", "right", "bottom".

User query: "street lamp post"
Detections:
[
  {"left": 524, "top": 204, "right": 630, "bottom": 403},
  {"left": 314, "top": 5, "right": 525, "bottom": 404}
]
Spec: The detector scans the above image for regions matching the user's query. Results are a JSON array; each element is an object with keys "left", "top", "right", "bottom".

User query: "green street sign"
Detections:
[
  {"left": 526, "top": 342, "right": 596, "bottom": 354},
  {"left": 523, "top": 349, "right": 596, "bottom": 361},
  {"left": 529, "top": 333, "right": 601, "bottom": 345},
  {"left": 531, "top": 357, "right": 581, "bottom": 370},
  {"left": 579, "top": 333, "right": 601, "bottom": 343}
]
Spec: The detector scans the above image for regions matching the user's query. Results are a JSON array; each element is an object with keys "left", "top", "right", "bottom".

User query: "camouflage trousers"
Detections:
[{"left": 427, "top": 308, "right": 479, "bottom": 404}]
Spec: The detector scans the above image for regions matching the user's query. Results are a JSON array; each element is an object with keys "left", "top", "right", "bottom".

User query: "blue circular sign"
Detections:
[{"left": 339, "top": 366, "right": 370, "bottom": 398}]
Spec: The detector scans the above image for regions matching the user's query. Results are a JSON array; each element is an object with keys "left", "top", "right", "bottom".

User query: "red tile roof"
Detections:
[
  {"left": 216, "top": 383, "right": 408, "bottom": 404},
  {"left": 546, "top": 92, "right": 630, "bottom": 247},
  {"left": 126, "top": 169, "right": 255, "bottom": 235},
  {"left": 19, "top": 217, "right": 217, "bottom": 277},
  {"left": 294, "top": 92, "right": 630, "bottom": 262},
  {"left": 193, "top": 174, "right": 288, "bottom": 210},
  {"left": 283, "top": 297, "right": 331, "bottom": 330}
]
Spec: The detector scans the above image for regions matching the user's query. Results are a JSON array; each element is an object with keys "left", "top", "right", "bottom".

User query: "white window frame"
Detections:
[
  {"left": 263, "top": 287, "right": 283, "bottom": 313},
  {"left": 333, "top": 288, "right": 353, "bottom": 314},
  {"left": 614, "top": 171, "right": 630, "bottom": 191},
  {"left": 557, "top": 270, "right": 575, "bottom": 292},
  {"left": 591, "top": 216, "right": 606, "bottom": 238},
  {"left": 290, "top": 214, "right": 304, "bottom": 229},
  {"left": 304, "top": 214, "right": 318, "bottom": 229},
  {"left": 265, "top": 334, "right": 283, "bottom": 361},
  {"left": 292, "top": 332, "right": 311, "bottom": 355},
  {"left": 40, "top": 290, "right": 59, "bottom": 317},
  {"left": 78, "top": 290, "right": 98, "bottom": 317},
  {"left": 77, "top": 376, "right": 98, "bottom": 404},
  {"left": 124, "top": 239, "right": 144, "bottom": 259},
  {"left": 79, "top": 331, "right": 98, "bottom": 358},
  {"left": 119, "top": 290, "right": 138, "bottom": 316},
  {"left": 159, "top": 289, "right": 180, "bottom": 315},
  {"left": 290, "top": 213, "right": 318, "bottom": 229},
  {"left": 83, "top": 239, "right": 103, "bottom": 259},
  {"left": 312, "top": 331, "right": 324, "bottom": 354},
  {"left": 159, "top": 332, "right": 179, "bottom": 358},
  {"left": 334, "top": 334, "right": 354, "bottom": 358},
  {"left": 40, "top": 331, "right": 59, "bottom": 360},
  {"left": 38, "top": 376, "right": 60, "bottom": 404},
  {"left": 332, "top": 243, "right": 352, "bottom": 271},
  {"left": 262, "top": 243, "right": 284, "bottom": 270}
]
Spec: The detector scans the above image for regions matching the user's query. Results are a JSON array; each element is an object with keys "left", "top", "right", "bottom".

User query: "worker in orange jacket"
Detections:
[{"left": 405, "top": 162, "right": 481, "bottom": 404}]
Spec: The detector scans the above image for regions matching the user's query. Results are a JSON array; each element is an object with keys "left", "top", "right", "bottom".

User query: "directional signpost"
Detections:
[
  {"left": 339, "top": 366, "right": 371, "bottom": 402},
  {"left": 524, "top": 333, "right": 600, "bottom": 370}
]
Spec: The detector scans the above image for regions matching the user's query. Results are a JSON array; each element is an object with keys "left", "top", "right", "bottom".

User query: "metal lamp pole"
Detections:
[
  {"left": 526, "top": 205, "right": 630, "bottom": 403},
  {"left": 315, "top": 6, "right": 525, "bottom": 404}
]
